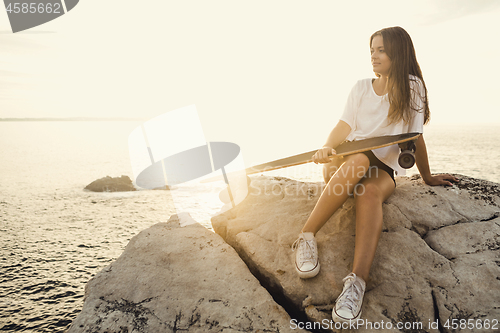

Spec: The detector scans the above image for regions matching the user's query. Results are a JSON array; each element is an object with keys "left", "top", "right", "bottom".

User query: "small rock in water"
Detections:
[
  {"left": 152, "top": 185, "right": 170, "bottom": 190},
  {"left": 84, "top": 175, "right": 136, "bottom": 192}
]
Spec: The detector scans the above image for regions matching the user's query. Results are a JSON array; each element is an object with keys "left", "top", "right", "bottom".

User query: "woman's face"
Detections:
[{"left": 370, "top": 35, "right": 391, "bottom": 77}]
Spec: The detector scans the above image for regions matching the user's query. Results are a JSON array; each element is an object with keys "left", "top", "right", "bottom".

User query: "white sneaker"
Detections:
[
  {"left": 332, "top": 273, "right": 366, "bottom": 322},
  {"left": 291, "top": 232, "right": 320, "bottom": 279}
]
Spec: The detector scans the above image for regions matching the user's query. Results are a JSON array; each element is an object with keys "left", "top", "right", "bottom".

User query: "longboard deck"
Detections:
[{"left": 202, "top": 132, "right": 420, "bottom": 183}]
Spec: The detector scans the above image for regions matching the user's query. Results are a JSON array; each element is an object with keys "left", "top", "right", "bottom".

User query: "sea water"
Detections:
[{"left": 0, "top": 121, "right": 499, "bottom": 332}]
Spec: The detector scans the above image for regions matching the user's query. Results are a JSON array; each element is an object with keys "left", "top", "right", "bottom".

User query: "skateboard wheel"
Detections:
[{"left": 398, "top": 150, "right": 415, "bottom": 169}]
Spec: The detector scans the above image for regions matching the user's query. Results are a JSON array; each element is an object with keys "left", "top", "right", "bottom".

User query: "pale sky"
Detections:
[{"left": 1, "top": 0, "right": 500, "bottom": 164}]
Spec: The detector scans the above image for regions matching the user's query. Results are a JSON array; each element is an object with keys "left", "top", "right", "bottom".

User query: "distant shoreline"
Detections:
[{"left": 0, "top": 117, "right": 146, "bottom": 122}]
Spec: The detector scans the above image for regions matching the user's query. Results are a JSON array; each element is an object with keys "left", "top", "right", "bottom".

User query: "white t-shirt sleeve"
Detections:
[
  {"left": 339, "top": 81, "right": 360, "bottom": 132},
  {"left": 408, "top": 77, "right": 426, "bottom": 133}
]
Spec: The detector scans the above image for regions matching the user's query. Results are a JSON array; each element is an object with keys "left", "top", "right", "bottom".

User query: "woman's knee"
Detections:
[
  {"left": 354, "top": 182, "right": 382, "bottom": 202},
  {"left": 323, "top": 159, "right": 342, "bottom": 183},
  {"left": 344, "top": 153, "right": 370, "bottom": 177},
  {"left": 347, "top": 153, "right": 370, "bottom": 167}
]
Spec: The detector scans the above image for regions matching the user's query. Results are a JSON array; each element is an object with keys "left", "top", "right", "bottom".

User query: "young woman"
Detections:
[{"left": 291, "top": 26, "right": 458, "bottom": 323}]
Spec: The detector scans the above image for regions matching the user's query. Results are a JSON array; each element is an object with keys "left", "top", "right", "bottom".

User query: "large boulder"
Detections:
[
  {"left": 212, "top": 174, "right": 500, "bottom": 332},
  {"left": 68, "top": 213, "right": 304, "bottom": 332}
]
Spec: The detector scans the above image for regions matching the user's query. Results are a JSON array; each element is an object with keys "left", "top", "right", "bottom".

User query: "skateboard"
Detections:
[
  {"left": 246, "top": 132, "right": 420, "bottom": 175},
  {"left": 204, "top": 132, "right": 420, "bottom": 185},
  {"left": 209, "top": 132, "right": 420, "bottom": 205}
]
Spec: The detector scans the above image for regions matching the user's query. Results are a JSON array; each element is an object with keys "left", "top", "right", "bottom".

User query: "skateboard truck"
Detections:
[{"left": 398, "top": 140, "right": 416, "bottom": 169}]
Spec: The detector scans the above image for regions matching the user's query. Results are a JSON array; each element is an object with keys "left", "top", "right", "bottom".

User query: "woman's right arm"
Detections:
[{"left": 312, "top": 120, "right": 351, "bottom": 164}]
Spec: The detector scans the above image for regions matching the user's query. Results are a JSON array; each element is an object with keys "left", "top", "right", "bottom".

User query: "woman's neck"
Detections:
[
  {"left": 373, "top": 75, "right": 389, "bottom": 96},
  {"left": 377, "top": 75, "right": 388, "bottom": 87}
]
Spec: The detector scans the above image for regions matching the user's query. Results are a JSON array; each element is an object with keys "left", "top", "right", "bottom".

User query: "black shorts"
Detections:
[{"left": 361, "top": 150, "right": 396, "bottom": 186}]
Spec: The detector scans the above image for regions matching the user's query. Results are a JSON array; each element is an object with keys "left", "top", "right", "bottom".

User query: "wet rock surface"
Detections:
[{"left": 212, "top": 174, "right": 500, "bottom": 332}]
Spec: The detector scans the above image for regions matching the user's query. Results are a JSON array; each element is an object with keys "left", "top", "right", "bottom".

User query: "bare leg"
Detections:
[
  {"left": 301, "top": 153, "right": 370, "bottom": 234},
  {"left": 322, "top": 156, "right": 343, "bottom": 184},
  {"left": 351, "top": 170, "right": 395, "bottom": 282}
]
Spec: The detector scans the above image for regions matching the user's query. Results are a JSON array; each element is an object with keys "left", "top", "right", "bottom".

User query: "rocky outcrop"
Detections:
[
  {"left": 84, "top": 175, "right": 136, "bottom": 192},
  {"left": 68, "top": 213, "right": 304, "bottom": 333},
  {"left": 212, "top": 174, "right": 500, "bottom": 332}
]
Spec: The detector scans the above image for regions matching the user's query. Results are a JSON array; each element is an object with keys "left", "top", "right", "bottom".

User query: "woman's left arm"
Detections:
[{"left": 415, "top": 135, "right": 459, "bottom": 186}]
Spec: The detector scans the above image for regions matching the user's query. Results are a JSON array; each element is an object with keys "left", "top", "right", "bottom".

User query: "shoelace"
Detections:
[
  {"left": 292, "top": 236, "right": 316, "bottom": 265},
  {"left": 336, "top": 275, "right": 363, "bottom": 312}
]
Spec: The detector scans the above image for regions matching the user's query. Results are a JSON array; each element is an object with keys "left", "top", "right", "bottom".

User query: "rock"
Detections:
[
  {"left": 212, "top": 174, "right": 500, "bottom": 332},
  {"left": 68, "top": 214, "right": 304, "bottom": 333},
  {"left": 152, "top": 185, "right": 171, "bottom": 190},
  {"left": 84, "top": 175, "right": 136, "bottom": 192}
]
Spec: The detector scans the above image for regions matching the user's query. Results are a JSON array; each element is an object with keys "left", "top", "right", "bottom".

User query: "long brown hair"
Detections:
[{"left": 370, "top": 27, "right": 430, "bottom": 125}]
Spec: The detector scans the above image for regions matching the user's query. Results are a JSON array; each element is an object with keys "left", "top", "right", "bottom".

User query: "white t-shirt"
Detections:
[{"left": 339, "top": 76, "right": 425, "bottom": 176}]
